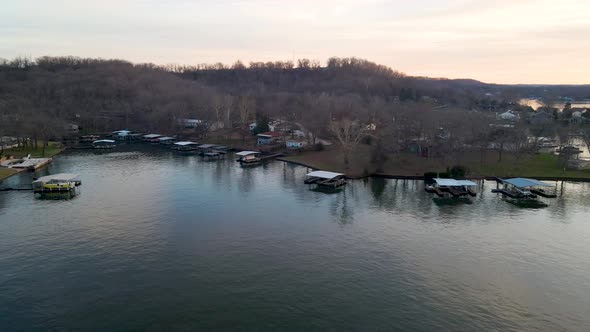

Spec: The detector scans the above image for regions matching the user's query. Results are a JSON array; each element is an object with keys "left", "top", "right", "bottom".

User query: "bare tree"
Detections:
[
  {"left": 328, "top": 117, "right": 366, "bottom": 168},
  {"left": 237, "top": 96, "right": 255, "bottom": 126}
]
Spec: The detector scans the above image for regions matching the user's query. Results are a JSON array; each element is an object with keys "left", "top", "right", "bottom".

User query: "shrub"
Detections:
[{"left": 450, "top": 165, "right": 469, "bottom": 178}]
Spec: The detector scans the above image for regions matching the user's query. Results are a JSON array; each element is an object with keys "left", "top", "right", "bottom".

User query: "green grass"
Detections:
[
  {"left": 284, "top": 146, "right": 590, "bottom": 179},
  {"left": 469, "top": 153, "right": 590, "bottom": 178},
  {"left": 2, "top": 141, "right": 64, "bottom": 158},
  {"left": 0, "top": 168, "right": 18, "bottom": 181}
]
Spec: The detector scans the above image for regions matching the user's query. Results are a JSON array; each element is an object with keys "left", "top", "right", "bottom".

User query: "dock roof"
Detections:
[
  {"left": 503, "top": 178, "right": 552, "bottom": 188},
  {"left": 174, "top": 141, "right": 198, "bottom": 146},
  {"left": 93, "top": 139, "right": 115, "bottom": 144},
  {"left": 236, "top": 151, "right": 260, "bottom": 156},
  {"left": 143, "top": 134, "right": 162, "bottom": 138},
  {"left": 34, "top": 173, "right": 80, "bottom": 183},
  {"left": 433, "top": 178, "right": 477, "bottom": 187},
  {"left": 197, "top": 144, "right": 216, "bottom": 148},
  {"left": 158, "top": 136, "right": 175, "bottom": 141},
  {"left": 306, "top": 171, "right": 344, "bottom": 179}
]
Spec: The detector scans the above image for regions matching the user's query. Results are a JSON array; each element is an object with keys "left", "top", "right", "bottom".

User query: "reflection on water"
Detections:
[
  {"left": 1, "top": 145, "right": 590, "bottom": 331},
  {"left": 520, "top": 98, "right": 590, "bottom": 111}
]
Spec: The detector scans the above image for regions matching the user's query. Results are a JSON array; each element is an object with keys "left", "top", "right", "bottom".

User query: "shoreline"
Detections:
[
  {"left": 0, "top": 147, "right": 66, "bottom": 182},
  {"left": 277, "top": 157, "right": 590, "bottom": 183}
]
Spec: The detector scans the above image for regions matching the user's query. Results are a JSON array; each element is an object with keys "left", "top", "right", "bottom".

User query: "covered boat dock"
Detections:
[
  {"left": 32, "top": 173, "right": 81, "bottom": 193},
  {"left": 305, "top": 171, "right": 347, "bottom": 188},
  {"left": 426, "top": 178, "right": 477, "bottom": 197},
  {"left": 492, "top": 177, "right": 556, "bottom": 198}
]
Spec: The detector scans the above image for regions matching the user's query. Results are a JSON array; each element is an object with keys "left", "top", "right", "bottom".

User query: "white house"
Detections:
[{"left": 498, "top": 110, "right": 518, "bottom": 121}]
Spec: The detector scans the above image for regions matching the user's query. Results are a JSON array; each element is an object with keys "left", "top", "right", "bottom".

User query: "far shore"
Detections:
[{"left": 4, "top": 140, "right": 590, "bottom": 184}]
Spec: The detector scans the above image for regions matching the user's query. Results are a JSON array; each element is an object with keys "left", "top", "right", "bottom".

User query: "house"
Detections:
[
  {"left": 498, "top": 110, "right": 518, "bottom": 122},
  {"left": 530, "top": 110, "right": 555, "bottom": 125},
  {"left": 64, "top": 123, "right": 79, "bottom": 134},
  {"left": 286, "top": 140, "right": 306, "bottom": 149},
  {"left": 1, "top": 136, "right": 19, "bottom": 150},
  {"left": 570, "top": 109, "right": 588, "bottom": 124},
  {"left": 257, "top": 132, "right": 283, "bottom": 145},
  {"left": 293, "top": 130, "right": 306, "bottom": 138},
  {"left": 248, "top": 122, "right": 258, "bottom": 132},
  {"left": 180, "top": 119, "right": 203, "bottom": 128}
]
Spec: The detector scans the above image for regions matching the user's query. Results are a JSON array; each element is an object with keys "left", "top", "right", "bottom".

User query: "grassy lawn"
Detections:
[
  {"left": 0, "top": 168, "right": 18, "bottom": 181},
  {"left": 2, "top": 141, "right": 64, "bottom": 158},
  {"left": 283, "top": 145, "right": 590, "bottom": 179}
]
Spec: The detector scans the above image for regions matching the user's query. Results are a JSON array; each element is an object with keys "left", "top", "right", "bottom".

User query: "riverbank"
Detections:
[{"left": 280, "top": 145, "right": 590, "bottom": 181}]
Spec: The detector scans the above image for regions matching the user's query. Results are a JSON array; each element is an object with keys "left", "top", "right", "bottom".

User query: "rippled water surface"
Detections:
[{"left": 1, "top": 146, "right": 590, "bottom": 331}]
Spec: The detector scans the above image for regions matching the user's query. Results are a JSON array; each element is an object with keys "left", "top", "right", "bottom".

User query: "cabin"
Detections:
[
  {"left": 305, "top": 171, "right": 347, "bottom": 188},
  {"left": 172, "top": 141, "right": 199, "bottom": 151},
  {"left": 92, "top": 139, "right": 116, "bottom": 149},
  {"left": 32, "top": 173, "right": 81, "bottom": 193},
  {"left": 236, "top": 151, "right": 261, "bottom": 164},
  {"left": 286, "top": 140, "right": 306, "bottom": 150},
  {"left": 257, "top": 132, "right": 283, "bottom": 145}
]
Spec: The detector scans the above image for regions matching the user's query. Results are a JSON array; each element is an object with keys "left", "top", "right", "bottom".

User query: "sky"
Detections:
[{"left": 1, "top": 0, "right": 589, "bottom": 84}]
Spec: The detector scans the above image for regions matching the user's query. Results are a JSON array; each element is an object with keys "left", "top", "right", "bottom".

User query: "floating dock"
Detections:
[{"left": 32, "top": 173, "right": 81, "bottom": 193}]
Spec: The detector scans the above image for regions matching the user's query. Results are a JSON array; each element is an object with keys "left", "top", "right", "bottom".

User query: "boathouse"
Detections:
[{"left": 257, "top": 132, "right": 282, "bottom": 145}]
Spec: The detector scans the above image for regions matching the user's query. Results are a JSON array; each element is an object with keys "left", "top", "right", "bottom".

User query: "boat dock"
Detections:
[
  {"left": 492, "top": 178, "right": 555, "bottom": 201},
  {"left": 1, "top": 156, "right": 52, "bottom": 171},
  {"left": 32, "top": 173, "right": 81, "bottom": 193}
]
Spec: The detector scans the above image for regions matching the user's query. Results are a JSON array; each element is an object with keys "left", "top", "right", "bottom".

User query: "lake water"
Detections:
[
  {"left": 520, "top": 98, "right": 590, "bottom": 111},
  {"left": 2, "top": 145, "right": 590, "bottom": 331}
]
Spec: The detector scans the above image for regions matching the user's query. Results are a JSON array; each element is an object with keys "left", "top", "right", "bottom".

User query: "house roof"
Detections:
[
  {"left": 502, "top": 178, "right": 552, "bottom": 188},
  {"left": 306, "top": 171, "right": 344, "bottom": 179},
  {"left": 433, "top": 178, "right": 477, "bottom": 187},
  {"left": 236, "top": 151, "right": 260, "bottom": 156},
  {"left": 257, "top": 131, "right": 282, "bottom": 137}
]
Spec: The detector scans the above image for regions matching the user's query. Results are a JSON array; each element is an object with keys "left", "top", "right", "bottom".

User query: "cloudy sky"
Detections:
[{"left": 1, "top": 0, "right": 589, "bottom": 84}]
